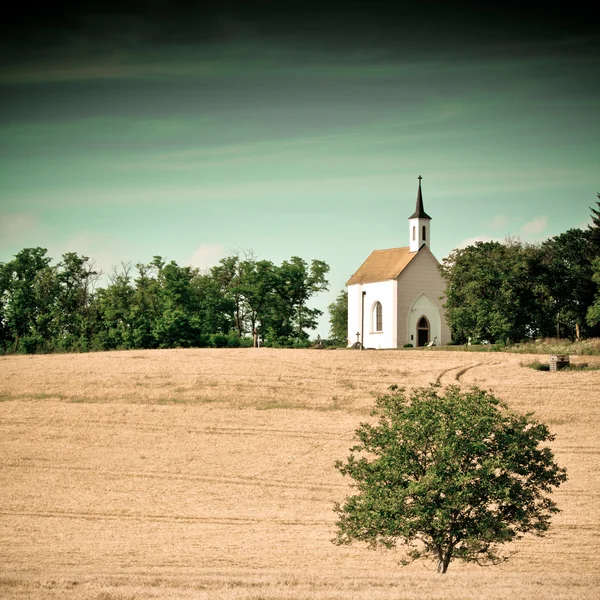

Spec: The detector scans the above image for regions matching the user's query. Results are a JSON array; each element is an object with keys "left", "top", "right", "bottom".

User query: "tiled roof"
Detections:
[{"left": 346, "top": 246, "right": 418, "bottom": 285}]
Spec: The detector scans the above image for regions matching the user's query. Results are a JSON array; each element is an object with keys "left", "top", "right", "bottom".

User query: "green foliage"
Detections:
[
  {"left": 209, "top": 333, "right": 229, "bottom": 348},
  {"left": 440, "top": 240, "right": 541, "bottom": 344},
  {"left": 0, "top": 248, "right": 100, "bottom": 353},
  {"left": 586, "top": 258, "right": 600, "bottom": 327},
  {"left": 328, "top": 289, "right": 348, "bottom": 345},
  {"left": 540, "top": 228, "right": 597, "bottom": 338},
  {"left": 441, "top": 221, "right": 600, "bottom": 343},
  {"left": 523, "top": 361, "right": 550, "bottom": 371},
  {"left": 588, "top": 194, "right": 600, "bottom": 256},
  {"left": 0, "top": 248, "right": 330, "bottom": 353},
  {"left": 333, "top": 384, "right": 567, "bottom": 574},
  {"left": 522, "top": 359, "right": 599, "bottom": 372}
]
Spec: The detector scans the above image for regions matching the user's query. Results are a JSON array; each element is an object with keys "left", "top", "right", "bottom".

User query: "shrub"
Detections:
[
  {"left": 209, "top": 333, "right": 228, "bottom": 348},
  {"left": 524, "top": 361, "right": 550, "bottom": 371}
]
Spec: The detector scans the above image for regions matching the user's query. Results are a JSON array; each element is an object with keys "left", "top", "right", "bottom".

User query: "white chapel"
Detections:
[{"left": 347, "top": 177, "right": 451, "bottom": 349}]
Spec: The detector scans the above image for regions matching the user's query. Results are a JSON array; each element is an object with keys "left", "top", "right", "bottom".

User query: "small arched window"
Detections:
[
  {"left": 422, "top": 225, "right": 427, "bottom": 241},
  {"left": 412, "top": 226, "right": 416, "bottom": 241},
  {"left": 373, "top": 301, "right": 383, "bottom": 332}
]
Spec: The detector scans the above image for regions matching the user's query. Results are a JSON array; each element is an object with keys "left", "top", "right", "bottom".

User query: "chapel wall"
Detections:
[
  {"left": 396, "top": 249, "right": 451, "bottom": 346},
  {"left": 347, "top": 280, "right": 397, "bottom": 348}
]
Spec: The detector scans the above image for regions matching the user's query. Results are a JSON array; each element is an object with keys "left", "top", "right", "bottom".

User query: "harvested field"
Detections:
[{"left": 1, "top": 348, "right": 599, "bottom": 599}]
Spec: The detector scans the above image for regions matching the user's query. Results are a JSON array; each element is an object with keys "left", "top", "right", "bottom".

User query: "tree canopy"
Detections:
[
  {"left": 327, "top": 288, "right": 348, "bottom": 345},
  {"left": 440, "top": 217, "right": 600, "bottom": 343},
  {"left": 333, "top": 384, "right": 567, "bottom": 573},
  {"left": 0, "top": 248, "right": 330, "bottom": 353},
  {"left": 439, "top": 240, "right": 538, "bottom": 344}
]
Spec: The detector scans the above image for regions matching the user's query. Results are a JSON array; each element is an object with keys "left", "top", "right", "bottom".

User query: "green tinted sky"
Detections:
[{"left": 1, "top": 2, "right": 599, "bottom": 335}]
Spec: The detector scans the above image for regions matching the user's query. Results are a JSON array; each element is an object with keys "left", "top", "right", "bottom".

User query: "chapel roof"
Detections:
[
  {"left": 409, "top": 175, "right": 431, "bottom": 220},
  {"left": 346, "top": 246, "right": 418, "bottom": 285}
]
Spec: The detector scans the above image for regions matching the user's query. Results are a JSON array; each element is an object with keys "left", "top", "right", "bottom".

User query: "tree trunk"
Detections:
[{"left": 436, "top": 549, "right": 451, "bottom": 574}]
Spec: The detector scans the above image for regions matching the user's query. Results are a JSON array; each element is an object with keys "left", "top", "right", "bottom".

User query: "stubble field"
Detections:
[{"left": 1, "top": 348, "right": 599, "bottom": 599}]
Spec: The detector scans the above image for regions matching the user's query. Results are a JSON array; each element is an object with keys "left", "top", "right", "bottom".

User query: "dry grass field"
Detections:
[{"left": 1, "top": 348, "right": 600, "bottom": 599}]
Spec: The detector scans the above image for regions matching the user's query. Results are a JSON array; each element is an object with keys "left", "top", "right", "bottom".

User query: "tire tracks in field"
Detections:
[
  {"left": 434, "top": 363, "right": 483, "bottom": 385},
  {"left": 0, "top": 508, "right": 331, "bottom": 527},
  {"left": 435, "top": 360, "right": 505, "bottom": 385},
  {"left": 0, "top": 461, "right": 347, "bottom": 491},
  {"left": 454, "top": 362, "right": 484, "bottom": 382}
]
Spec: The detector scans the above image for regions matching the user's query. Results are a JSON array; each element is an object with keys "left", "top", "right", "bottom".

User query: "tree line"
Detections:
[
  {"left": 0, "top": 249, "right": 329, "bottom": 354},
  {"left": 440, "top": 197, "right": 600, "bottom": 344}
]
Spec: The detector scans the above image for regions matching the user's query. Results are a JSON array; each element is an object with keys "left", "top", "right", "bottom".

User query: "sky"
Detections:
[{"left": 1, "top": 1, "right": 599, "bottom": 337}]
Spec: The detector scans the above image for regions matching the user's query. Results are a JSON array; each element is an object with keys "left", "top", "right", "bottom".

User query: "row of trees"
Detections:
[
  {"left": 441, "top": 213, "right": 600, "bottom": 344},
  {"left": 328, "top": 197, "right": 600, "bottom": 345},
  {"left": 0, "top": 249, "right": 330, "bottom": 354}
]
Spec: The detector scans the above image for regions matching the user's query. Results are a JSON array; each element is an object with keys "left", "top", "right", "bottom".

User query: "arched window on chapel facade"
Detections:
[{"left": 373, "top": 302, "right": 383, "bottom": 332}]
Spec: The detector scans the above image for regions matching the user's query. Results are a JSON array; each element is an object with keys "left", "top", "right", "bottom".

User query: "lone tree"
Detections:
[{"left": 333, "top": 384, "right": 567, "bottom": 574}]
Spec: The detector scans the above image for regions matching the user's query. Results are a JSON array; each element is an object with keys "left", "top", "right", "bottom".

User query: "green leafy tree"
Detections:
[
  {"left": 150, "top": 259, "right": 205, "bottom": 348},
  {"left": 237, "top": 258, "right": 278, "bottom": 339},
  {"left": 54, "top": 252, "right": 99, "bottom": 350},
  {"left": 586, "top": 257, "right": 600, "bottom": 327},
  {"left": 93, "top": 264, "right": 135, "bottom": 349},
  {"left": 588, "top": 193, "right": 600, "bottom": 257},
  {"left": 266, "top": 257, "right": 329, "bottom": 344},
  {"left": 585, "top": 197, "right": 600, "bottom": 331},
  {"left": 440, "top": 240, "right": 541, "bottom": 343},
  {"left": 540, "top": 229, "right": 597, "bottom": 339},
  {"left": 0, "top": 261, "right": 10, "bottom": 351},
  {"left": 1, "top": 246, "right": 330, "bottom": 353},
  {"left": 328, "top": 288, "right": 348, "bottom": 345},
  {"left": 0, "top": 248, "right": 55, "bottom": 352},
  {"left": 193, "top": 272, "right": 235, "bottom": 336},
  {"left": 129, "top": 261, "right": 162, "bottom": 349},
  {"left": 333, "top": 384, "right": 567, "bottom": 574},
  {"left": 210, "top": 254, "right": 247, "bottom": 337}
]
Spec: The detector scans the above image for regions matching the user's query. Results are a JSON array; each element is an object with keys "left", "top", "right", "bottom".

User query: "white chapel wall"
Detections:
[
  {"left": 407, "top": 293, "right": 441, "bottom": 346},
  {"left": 347, "top": 280, "right": 397, "bottom": 348},
  {"left": 396, "top": 249, "right": 451, "bottom": 346}
]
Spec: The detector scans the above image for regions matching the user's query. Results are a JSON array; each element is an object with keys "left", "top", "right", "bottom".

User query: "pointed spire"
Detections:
[{"left": 409, "top": 175, "right": 431, "bottom": 220}]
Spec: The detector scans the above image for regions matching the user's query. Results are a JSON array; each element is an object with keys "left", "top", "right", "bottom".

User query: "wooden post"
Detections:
[{"left": 361, "top": 291, "right": 366, "bottom": 350}]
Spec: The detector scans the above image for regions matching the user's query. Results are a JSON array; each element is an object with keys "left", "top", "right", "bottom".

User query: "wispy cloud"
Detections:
[
  {"left": 520, "top": 216, "right": 547, "bottom": 237},
  {"left": 52, "top": 231, "right": 139, "bottom": 280},
  {"left": 487, "top": 215, "right": 508, "bottom": 230},
  {"left": 189, "top": 243, "right": 226, "bottom": 270},
  {"left": 0, "top": 212, "right": 47, "bottom": 253},
  {"left": 453, "top": 235, "right": 498, "bottom": 250}
]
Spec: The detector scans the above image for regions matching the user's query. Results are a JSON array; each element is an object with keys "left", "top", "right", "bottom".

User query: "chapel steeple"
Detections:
[{"left": 408, "top": 176, "right": 431, "bottom": 252}]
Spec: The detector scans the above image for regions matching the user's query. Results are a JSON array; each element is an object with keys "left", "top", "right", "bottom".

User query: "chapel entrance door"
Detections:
[{"left": 417, "top": 316, "right": 430, "bottom": 347}]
